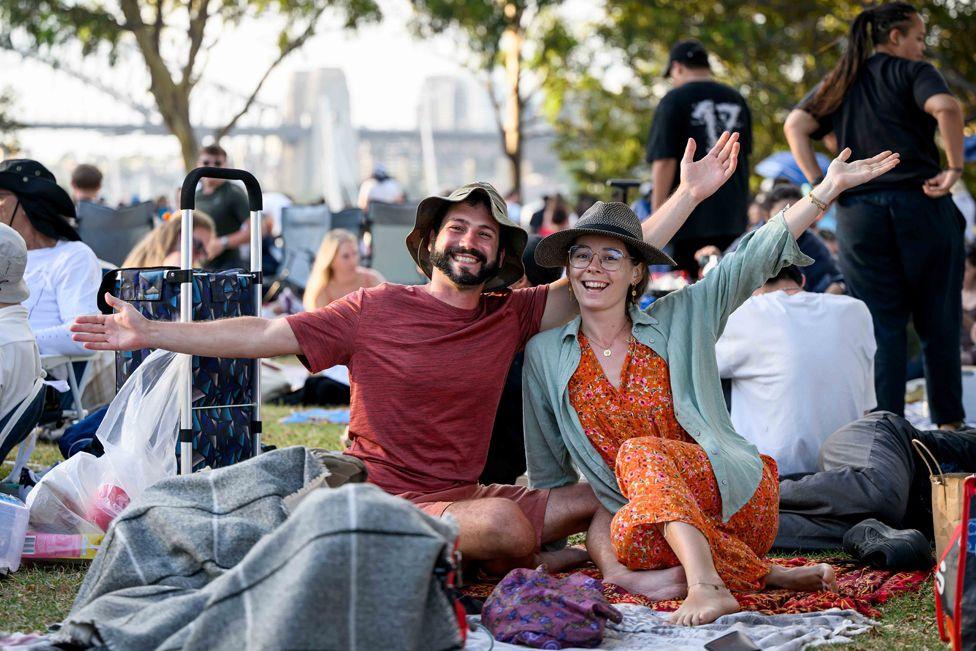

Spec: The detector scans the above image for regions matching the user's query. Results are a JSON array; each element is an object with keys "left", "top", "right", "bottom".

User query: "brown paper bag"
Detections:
[{"left": 913, "top": 439, "right": 973, "bottom": 561}]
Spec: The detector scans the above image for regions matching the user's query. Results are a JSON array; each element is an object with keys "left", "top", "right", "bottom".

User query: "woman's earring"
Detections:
[
  {"left": 631, "top": 285, "right": 638, "bottom": 301},
  {"left": 568, "top": 284, "right": 575, "bottom": 303}
]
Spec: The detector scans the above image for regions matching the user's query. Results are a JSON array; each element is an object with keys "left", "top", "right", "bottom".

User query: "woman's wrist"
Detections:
[{"left": 813, "top": 177, "right": 841, "bottom": 204}]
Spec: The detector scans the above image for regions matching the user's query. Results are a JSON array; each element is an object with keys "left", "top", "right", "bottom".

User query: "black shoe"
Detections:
[{"left": 843, "top": 519, "right": 933, "bottom": 570}]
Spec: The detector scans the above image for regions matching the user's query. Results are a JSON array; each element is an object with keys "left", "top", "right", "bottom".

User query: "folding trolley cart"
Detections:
[{"left": 111, "top": 167, "right": 264, "bottom": 474}]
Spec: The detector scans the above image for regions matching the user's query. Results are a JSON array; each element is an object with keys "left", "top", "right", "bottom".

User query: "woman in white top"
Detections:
[
  {"left": 0, "top": 160, "right": 100, "bottom": 356},
  {"left": 302, "top": 229, "right": 384, "bottom": 311}
]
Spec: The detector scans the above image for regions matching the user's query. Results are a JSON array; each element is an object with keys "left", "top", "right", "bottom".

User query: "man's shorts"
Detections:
[{"left": 398, "top": 483, "right": 551, "bottom": 549}]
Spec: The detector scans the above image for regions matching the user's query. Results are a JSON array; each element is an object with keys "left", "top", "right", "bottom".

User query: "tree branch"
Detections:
[
  {"left": 483, "top": 74, "right": 507, "bottom": 146},
  {"left": 213, "top": 8, "right": 326, "bottom": 141},
  {"left": 181, "top": 0, "right": 211, "bottom": 90},
  {"left": 153, "top": 0, "right": 164, "bottom": 51}
]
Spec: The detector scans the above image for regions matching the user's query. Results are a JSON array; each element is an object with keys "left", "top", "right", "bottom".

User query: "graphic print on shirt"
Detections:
[{"left": 690, "top": 100, "right": 743, "bottom": 148}]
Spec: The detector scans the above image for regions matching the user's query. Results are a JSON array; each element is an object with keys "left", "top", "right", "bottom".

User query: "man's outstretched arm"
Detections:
[{"left": 71, "top": 293, "right": 301, "bottom": 359}]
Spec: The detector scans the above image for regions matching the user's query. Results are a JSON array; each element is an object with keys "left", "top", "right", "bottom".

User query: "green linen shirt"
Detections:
[{"left": 522, "top": 212, "right": 814, "bottom": 522}]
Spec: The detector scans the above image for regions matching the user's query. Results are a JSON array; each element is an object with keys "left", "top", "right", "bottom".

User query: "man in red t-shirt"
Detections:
[{"left": 72, "top": 133, "right": 741, "bottom": 588}]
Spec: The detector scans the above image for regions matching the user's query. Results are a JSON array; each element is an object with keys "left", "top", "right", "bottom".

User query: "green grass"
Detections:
[{"left": 0, "top": 405, "right": 944, "bottom": 647}]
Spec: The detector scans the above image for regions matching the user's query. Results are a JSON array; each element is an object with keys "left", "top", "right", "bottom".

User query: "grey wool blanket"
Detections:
[{"left": 47, "top": 447, "right": 464, "bottom": 651}]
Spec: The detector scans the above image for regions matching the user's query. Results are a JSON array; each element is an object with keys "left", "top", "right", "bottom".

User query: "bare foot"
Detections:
[
  {"left": 602, "top": 565, "right": 687, "bottom": 601},
  {"left": 765, "top": 563, "right": 837, "bottom": 592},
  {"left": 668, "top": 583, "right": 740, "bottom": 626},
  {"left": 536, "top": 547, "right": 591, "bottom": 573}
]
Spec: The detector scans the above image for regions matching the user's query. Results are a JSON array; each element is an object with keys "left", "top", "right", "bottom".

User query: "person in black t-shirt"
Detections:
[
  {"left": 646, "top": 39, "right": 753, "bottom": 277},
  {"left": 785, "top": 2, "right": 967, "bottom": 428}
]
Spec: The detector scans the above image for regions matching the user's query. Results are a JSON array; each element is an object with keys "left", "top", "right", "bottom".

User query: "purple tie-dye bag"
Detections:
[{"left": 481, "top": 568, "right": 623, "bottom": 649}]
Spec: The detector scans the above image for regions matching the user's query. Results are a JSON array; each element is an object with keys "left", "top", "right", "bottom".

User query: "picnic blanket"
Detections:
[
  {"left": 44, "top": 447, "right": 466, "bottom": 651},
  {"left": 464, "top": 606, "right": 877, "bottom": 651},
  {"left": 462, "top": 558, "right": 930, "bottom": 619}
]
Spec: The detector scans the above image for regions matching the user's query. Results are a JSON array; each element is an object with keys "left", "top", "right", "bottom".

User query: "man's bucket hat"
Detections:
[
  {"left": 534, "top": 201, "right": 675, "bottom": 268},
  {"left": 0, "top": 159, "right": 79, "bottom": 242},
  {"left": 406, "top": 181, "right": 527, "bottom": 290}
]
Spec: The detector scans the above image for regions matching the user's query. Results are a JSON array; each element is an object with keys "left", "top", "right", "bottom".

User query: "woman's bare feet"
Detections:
[
  {"left": 535, "top": 546, "right": 591, "bottom": 573},
  {"left": 668, "top": 582, "right": 740, "bottom": 626},
  {"left": 602, "top": 565, "right": 687, "bottom": 601},
  {"left": 765, "top": 563, "right": 838, "bottom": 592}
]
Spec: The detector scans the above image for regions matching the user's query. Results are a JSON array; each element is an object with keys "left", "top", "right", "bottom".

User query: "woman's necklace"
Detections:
[{"left": 582, "top": 320, "right": 631, "bottom": 358}]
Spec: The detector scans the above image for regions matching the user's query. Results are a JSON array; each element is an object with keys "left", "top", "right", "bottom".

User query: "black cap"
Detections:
[{"left": 664, "top": 40, "right": 710, "bottom": 78}]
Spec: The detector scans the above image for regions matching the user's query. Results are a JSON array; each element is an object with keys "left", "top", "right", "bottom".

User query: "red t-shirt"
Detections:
[{"left": 285, "top": 283, "right": 549, "bottom": 495}]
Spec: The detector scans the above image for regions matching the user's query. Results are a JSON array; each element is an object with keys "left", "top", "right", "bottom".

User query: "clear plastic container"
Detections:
[{"left": 0, "top": 492, "right": 29, "bottom": 573}]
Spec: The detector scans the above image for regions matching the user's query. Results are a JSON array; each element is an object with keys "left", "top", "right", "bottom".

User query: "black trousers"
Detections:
[
  {"left": 835, "top": 189, "right": 965, "bottom": 424},
  {"left": 775, "top": 412, "right": 976, "bottom": 550}
]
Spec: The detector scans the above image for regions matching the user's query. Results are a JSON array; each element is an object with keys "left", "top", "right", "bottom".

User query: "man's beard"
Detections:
[{"left": 429, "top": 245, "right": 500, "bottom": 287}]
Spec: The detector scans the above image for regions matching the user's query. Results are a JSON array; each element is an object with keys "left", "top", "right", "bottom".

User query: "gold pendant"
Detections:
[{"left": 603, "top": 349, "right": 612, "bottom": 357}]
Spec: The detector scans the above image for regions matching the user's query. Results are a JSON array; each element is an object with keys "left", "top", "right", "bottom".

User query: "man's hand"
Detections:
[
  {"left": 71, "top": 293, "right": 152, "bottom": 352},
  {"left": 678, "top": 131, "right": 740, "bottom": 203},
  {"left": 923, "top": 169, "right": 962, "bottom": 198},
  {"left": 823, "top": 148, "right": 900, "bottom": 196},
  {"left": 205, "top": 237, "right": 227, "bottom": 260}
]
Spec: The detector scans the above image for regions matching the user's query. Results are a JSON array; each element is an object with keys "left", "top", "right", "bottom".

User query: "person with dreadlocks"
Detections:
[{"left": 785, "top": 2, "right": 966, "bottom": 430}]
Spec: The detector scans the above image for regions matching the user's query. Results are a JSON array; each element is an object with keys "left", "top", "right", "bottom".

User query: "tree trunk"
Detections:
[
  {"left": 501, "top": 4, "right": 523, "bottom": 195},
  {"left": 119, "top": 0, "right": 200, "bottom": 171}
]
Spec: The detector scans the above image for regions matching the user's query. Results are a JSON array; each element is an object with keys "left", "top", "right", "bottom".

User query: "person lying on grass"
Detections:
[
  {"left": 69, "top": 133, "right": 742, "bottom": 581},
  {"left": 522, "top": 146, "right": 899, "bottom": 625}
]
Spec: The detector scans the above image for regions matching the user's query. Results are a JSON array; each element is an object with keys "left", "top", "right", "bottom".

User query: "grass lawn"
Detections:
[{"left": 1, "top": 404, "right": 944, "bottom": 648}]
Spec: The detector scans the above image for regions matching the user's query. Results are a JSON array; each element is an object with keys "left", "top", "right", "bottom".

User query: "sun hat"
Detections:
[
  {"left": 0, "top": 222, "right": 29, "bottom": 304},
  {"left": 533, "top": 201, "right": 675, "bottom": 268},
  {"left": 406, "top": 181, "right": 527, "bottom": 290},
  {"left": 0, "top": 159, "right": 79, "bottom": 242}
]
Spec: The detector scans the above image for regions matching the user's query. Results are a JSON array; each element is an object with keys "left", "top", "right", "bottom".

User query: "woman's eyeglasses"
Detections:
[
  {"left": 568, "top": 245, "right": 634, "bottom": 271},
  {"left": 200, "top": 159, "right": 223, "bottom": 167}
]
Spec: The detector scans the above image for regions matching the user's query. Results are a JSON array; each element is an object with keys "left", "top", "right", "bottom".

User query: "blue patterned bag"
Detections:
[{"left": 111, "top": 267, "right": 258, "bottom": 470}]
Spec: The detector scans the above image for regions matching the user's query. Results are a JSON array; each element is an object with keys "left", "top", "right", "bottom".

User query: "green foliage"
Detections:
[
  {"left": 0, "top": 89, "right": 20, "bottom": 156},
  {"left": 544, "top": 1, "right": 976, "bottom": 196}
]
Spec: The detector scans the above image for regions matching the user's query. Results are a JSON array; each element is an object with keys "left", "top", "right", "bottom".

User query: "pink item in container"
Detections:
[{"left": 22, "top": 532, "right": 104, "bottom": 561}]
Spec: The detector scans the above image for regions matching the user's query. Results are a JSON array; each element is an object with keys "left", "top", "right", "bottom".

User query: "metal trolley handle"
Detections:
[{"left": 176, "top": 166, "right": 264, "bottom": 475}]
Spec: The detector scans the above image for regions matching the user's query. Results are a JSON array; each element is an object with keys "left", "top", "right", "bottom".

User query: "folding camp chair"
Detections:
[
  {"left": 40, "top": 353, "right": 98, "bottom": 421},
  {"left": 366, "top": 201, "right": 424, "bottom": 285},
  {"left": 331, "top": 207, "right": 364, "bottom": 235},
  {"left": 1, "top": 378, "right": 46, "bottom": 483},
  {"left": 279, "top": 204, "right": 332, "bottom": 290},
  {"left": 78, "top": 201, "right": 155, "bottom": 266}
]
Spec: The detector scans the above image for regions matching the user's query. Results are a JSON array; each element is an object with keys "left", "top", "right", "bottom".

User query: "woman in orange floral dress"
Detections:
[{"left": 524, "top": 138, "right": 900, "bottom": 625}]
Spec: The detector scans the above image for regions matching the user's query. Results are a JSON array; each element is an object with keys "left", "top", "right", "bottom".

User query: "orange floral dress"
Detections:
[{"left": 568, "top": 333, "right": 780, "bottom": 591}]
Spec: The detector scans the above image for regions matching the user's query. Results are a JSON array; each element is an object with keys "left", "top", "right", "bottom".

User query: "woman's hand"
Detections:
[
  {"left": 822, "top": 148, "right": 901, "bottom": 198},
  {"left": 679, "top": 131, "right": 741, "bottom": 203}
]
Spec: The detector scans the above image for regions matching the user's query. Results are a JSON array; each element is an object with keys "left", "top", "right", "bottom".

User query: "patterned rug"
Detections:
[{"left": 461, "top": 557, "right": 930, "bottom": 619}]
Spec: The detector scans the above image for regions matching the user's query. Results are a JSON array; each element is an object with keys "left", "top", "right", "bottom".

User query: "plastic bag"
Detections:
[{"left": 26, "top": 350, "right": 189, "bottom": 534}]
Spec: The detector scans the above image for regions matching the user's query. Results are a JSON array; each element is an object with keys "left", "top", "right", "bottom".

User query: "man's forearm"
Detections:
[
  {"left": 650, "top": 159, "right": 677, "bottom": 212},
  {"left": 146, "top": 316, "right": 297, "bottom": 359},
  {"left": 642, "top": 185, "right": 698, "bottom": 249}
]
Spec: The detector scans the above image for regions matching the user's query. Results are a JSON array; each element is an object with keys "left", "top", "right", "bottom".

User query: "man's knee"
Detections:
[{"left": 456, "top": 497, "right": 536, "bottom": 558}]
